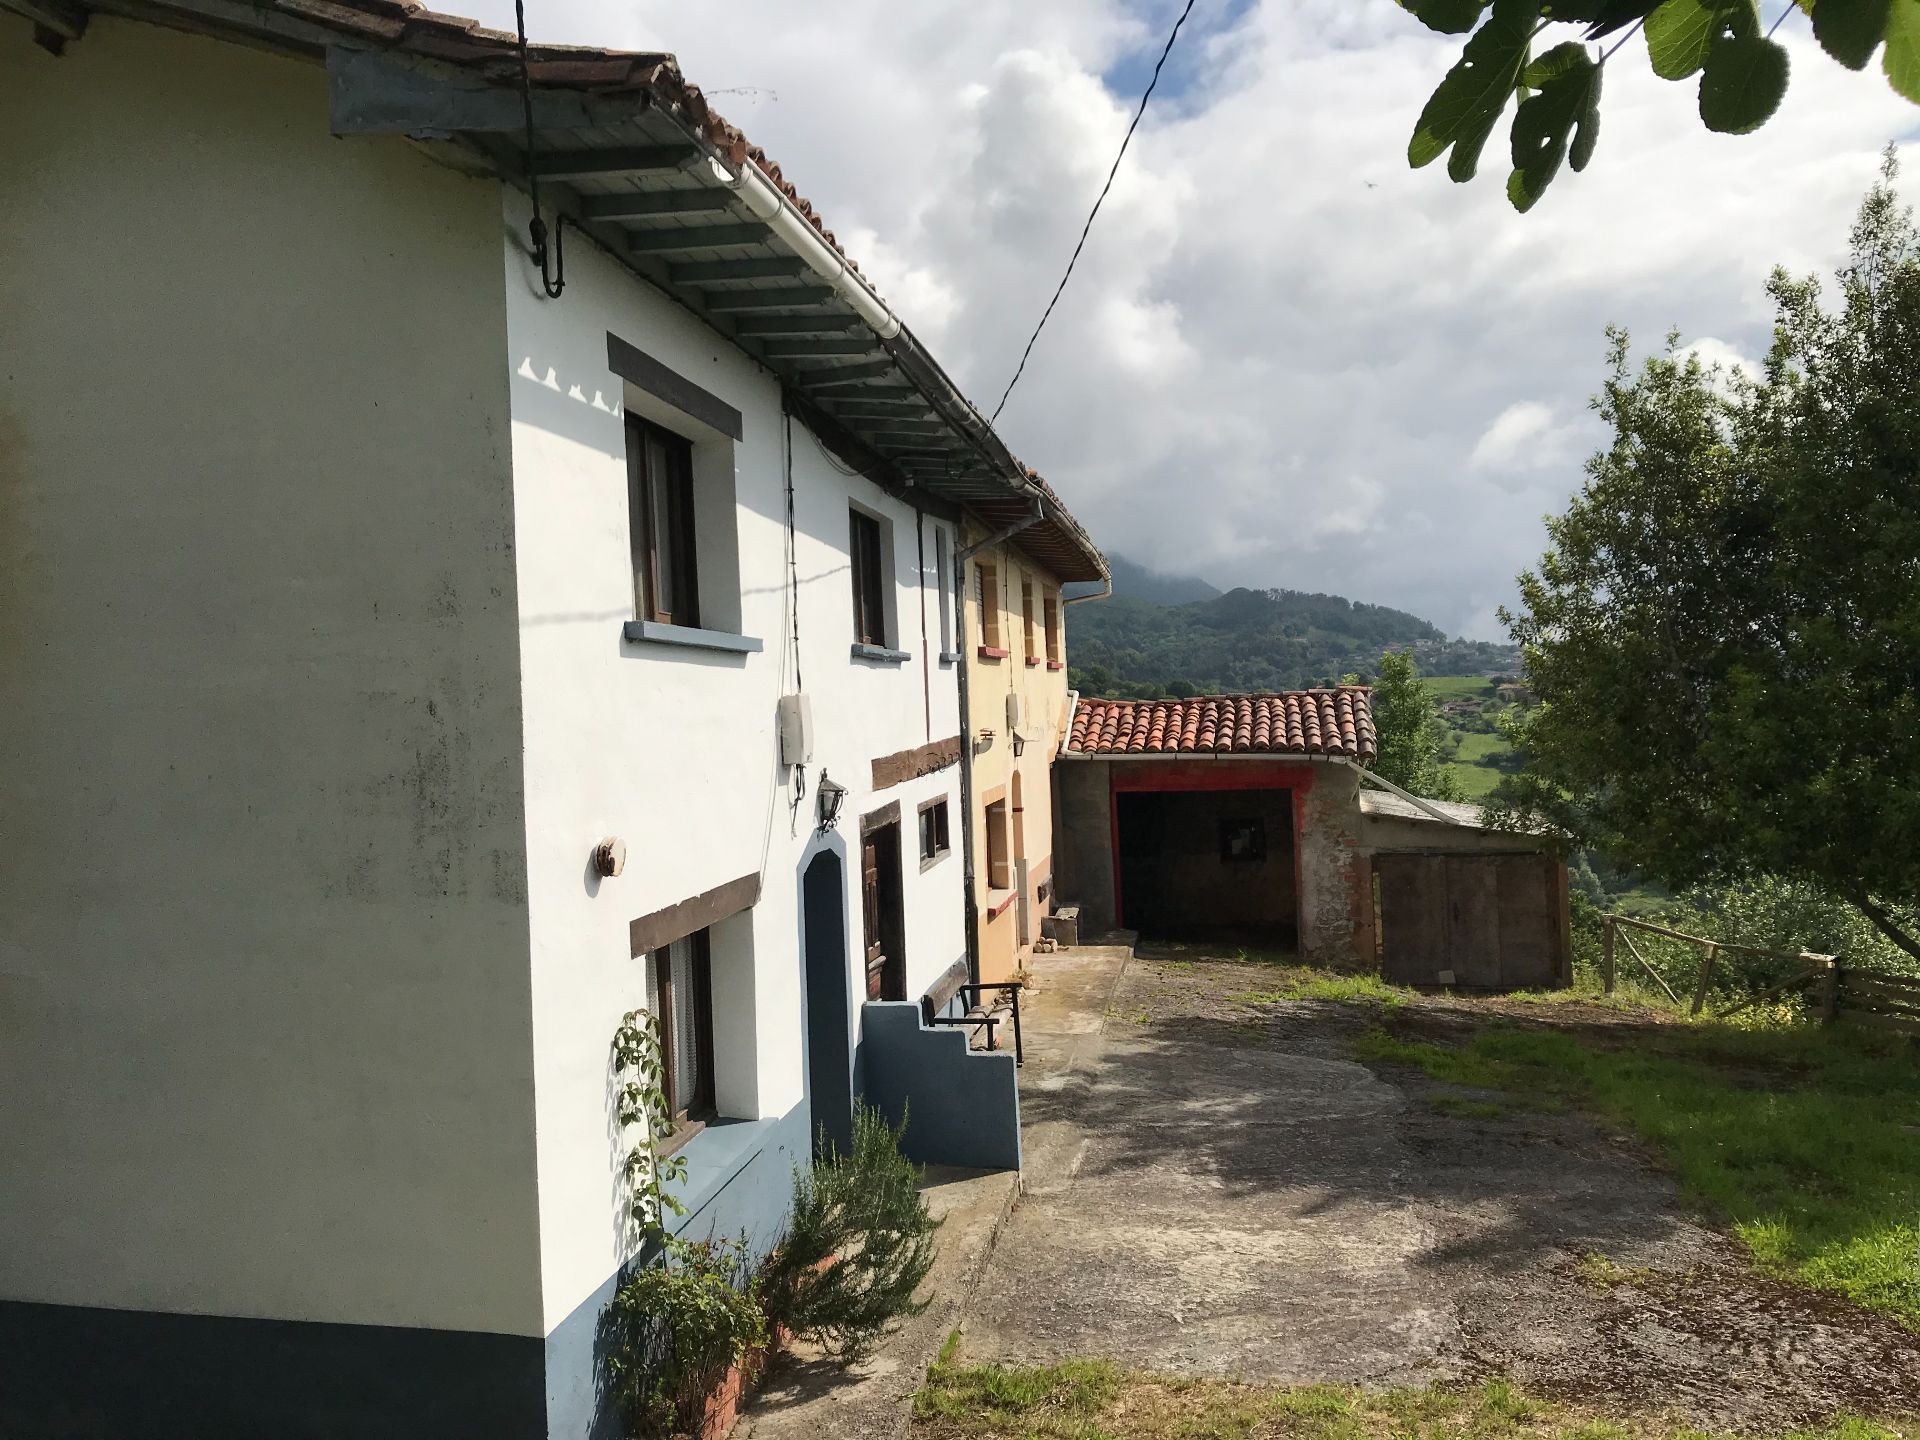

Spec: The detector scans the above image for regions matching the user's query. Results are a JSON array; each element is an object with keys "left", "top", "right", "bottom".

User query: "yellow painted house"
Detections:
[{"left": 952, "top": 477, "right": 1106, "bottom": 988}]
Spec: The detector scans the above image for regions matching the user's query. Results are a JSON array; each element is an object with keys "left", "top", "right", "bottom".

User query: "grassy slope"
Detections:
[
  {"left": 914, "top": 1348, "right": 1915, "bottom": 1440},
  {"left": 1425, "top": 674, "right": 1516, "bottom": 799},
  {"left": 1356, "top": 1021, "right": 1920, "bottom": 1325}
]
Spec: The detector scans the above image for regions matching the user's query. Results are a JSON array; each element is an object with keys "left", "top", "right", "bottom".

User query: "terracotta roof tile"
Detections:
[{"left": 1066, "top": 690, "right": 1376, "bottom": 762}]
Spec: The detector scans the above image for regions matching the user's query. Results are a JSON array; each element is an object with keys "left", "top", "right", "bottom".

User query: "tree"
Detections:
[
  {"left": 1399, "top": 0, "right": 1920, "bottom": 211},
  {"left": 1496, "top": 155, "right": 1920, "bottom": 956},
  {"left": 1361, "top": 650, "right": 1466, "bottom": 801}
]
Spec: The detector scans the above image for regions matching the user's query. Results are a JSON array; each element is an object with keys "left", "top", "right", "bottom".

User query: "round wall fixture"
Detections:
[{"left": 592, "top": 837, "right": 627, "bottom": 878}]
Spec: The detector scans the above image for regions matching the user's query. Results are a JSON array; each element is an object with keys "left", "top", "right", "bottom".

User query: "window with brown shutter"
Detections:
[
  {"left": 1044, "top": 594, "right": 1061, "bottom": 665},
  {"left": 626, "top": 414, "right": 700, "bottom": 627},
  {"left": 1022, "top": 579, "right": 1037, "bottom": 661},
  {"left": 849, "top": 508, "right": 887, "bottom": 646},
  {"left": 975, "top": 561, "right": 1002, "bottom": 651},
  {"left": 643, "top": 929, "right": 716, "bottom": 1129}
]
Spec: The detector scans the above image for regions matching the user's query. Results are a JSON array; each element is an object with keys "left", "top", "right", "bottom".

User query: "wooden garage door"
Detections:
[{"left": 1377, "top": 854, "right": 1564, "bottom": 990}]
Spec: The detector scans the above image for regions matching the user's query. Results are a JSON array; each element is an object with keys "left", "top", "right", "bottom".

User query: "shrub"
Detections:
[
  {"left": 601, "top": 1234, "right": 765, "bottom": 1439},
  {"left": 759, "top": 1104, "right": 940, "bottom": 1362}
]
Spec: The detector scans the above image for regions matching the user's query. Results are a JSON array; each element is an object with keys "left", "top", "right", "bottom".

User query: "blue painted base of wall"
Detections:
[
  {"left": 0, "top": 1297, "right": 545, "bottom": 1440},
  {"left": 857, "top": 1002, "right": 1021, "bottom": 1172},
  {"left": 542, "top": 1098, "right": 809, "bottom": 1440}
]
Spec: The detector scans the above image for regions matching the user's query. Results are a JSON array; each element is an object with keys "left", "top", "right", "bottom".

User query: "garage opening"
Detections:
[{"left": 1116, "top": 788, "right": 1297, "bottom": 947}]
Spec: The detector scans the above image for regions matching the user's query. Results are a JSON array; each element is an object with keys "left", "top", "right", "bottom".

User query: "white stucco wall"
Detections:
[
  {"left": 500, "top": 199, "right": 966, "bottom": 1334},
  {"left": 0, "top": 16, "right": 542, "bottom": 1335}
]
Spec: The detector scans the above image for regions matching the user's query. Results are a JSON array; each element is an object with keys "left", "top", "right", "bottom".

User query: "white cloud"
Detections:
[
  {"left": 1470, "top": 401, "right": 1580, "bottom": 475},
  {"left": 1678, "top": 335, "right": 1763, "bottom": 384},
  {"left": 465, "top": 0, "right": 1920, "bottom": 638}
]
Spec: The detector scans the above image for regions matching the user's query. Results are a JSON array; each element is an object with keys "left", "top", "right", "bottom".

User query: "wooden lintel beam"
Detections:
[
  {"left": 534, "top": 145, "right": 698, "bottom": 179},
  {"left": 829, "top": 401, "right": 937, "bottom": 417},
  {"left": 582, "top": 189, "right": 736, "bottom": 221},
  {"left": 673, "top": 258, "right": 809, "bottom": 284},
  {"left": 759, "top": 338, "right": 878, "bottom": 358},
  {"left": 729, "top": 314, "right": 861, "bottom": 336},
  {"left": 789, "top": 360, "right": 896, "bottom": 385},
  {"left": 702, "top": 286, "right": 835, "bottom": 312},
  {"left": 628, "top": 223, "right": 770, "bottom": 254},
  {"left": 807, "top": 382, "right": 919, "bottom": 399}
]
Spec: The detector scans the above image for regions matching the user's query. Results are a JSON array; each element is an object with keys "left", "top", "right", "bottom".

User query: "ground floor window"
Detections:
[
  {"left": 643, "top": 930, "right": 716, "bottom": 1124},
  {"left": 919, "top": 797, "right": 952, "bottom": 866},
  {"left": 985, "top": 798, "right": 1012, "bottom": 889}
]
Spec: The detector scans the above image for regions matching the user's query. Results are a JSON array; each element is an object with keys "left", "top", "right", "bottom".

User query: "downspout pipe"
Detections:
[
  {"left": 1334, "top": 757, "right": 1471, "bottom": 826},
  {"left": 953, "top": 502, "right": 1045, "bottom": 988}
]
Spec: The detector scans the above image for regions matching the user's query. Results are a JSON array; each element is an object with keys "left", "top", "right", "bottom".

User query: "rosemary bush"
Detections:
[{"left": 759, "top": 1104, "right": 940, "bottom": 1362}]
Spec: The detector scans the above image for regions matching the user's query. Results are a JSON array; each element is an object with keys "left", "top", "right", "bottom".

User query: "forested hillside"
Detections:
[{"left": 1065, "top": 558, "right": 1518, "bottom": 697}]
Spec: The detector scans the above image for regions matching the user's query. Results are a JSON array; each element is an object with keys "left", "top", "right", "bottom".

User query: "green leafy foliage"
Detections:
[
  {"left": 759, "top": 1105, "right": 940, "bottom": 1362},
  {"left": 1507, "top": 42, "right": 1604, "bottom": 210},
  {"left": 1698, "top": 28, "right": 1792, "bottom": 133},
  {"left": 1493, "top": 156, "right": 1920, "bottom": 964},
  {"left": 1397, "top": 0, "right": 1918, "bottom": 209},
  {"left": 612, "top": 1008, "right": 688, "bottom": 1243},
  {"left": 601, "top": 1236, "right": 765, "bottom": 1439},
  {"left": 1364, "top": 650, "right": 1467, "bottom": 802}
]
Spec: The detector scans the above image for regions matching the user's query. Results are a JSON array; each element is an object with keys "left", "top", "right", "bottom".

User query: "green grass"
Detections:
[
  {"left": 1229, "top": 971, "right": 1412, "bottom": 1009},
  {"left": 1353, "top": 1020, "right": 1920, "bottom": 1323},
  {"left": 911, "top": 1356, "right": 1917, "bottom": 1440}
]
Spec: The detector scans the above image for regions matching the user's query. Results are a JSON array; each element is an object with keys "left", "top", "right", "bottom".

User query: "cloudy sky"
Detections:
[{"left": 468, "top": 0, "right": 1917, "bottom": 638}]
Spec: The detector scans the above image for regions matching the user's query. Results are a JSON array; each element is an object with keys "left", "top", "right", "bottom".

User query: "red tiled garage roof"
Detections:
[{"left": 1067, "top": 690, "right": 1376, "bottom": 761}]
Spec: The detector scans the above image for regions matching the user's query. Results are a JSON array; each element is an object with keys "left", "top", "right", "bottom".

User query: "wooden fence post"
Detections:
[
  {"left": 1690, "top": 941, "right": 1718, "bottom": 1017},
  {"left": 1602, "top": 915, "right": 1616, "bottom": 995},
  {"left": 1820, "top": 958, "right": 1841, "bottom": 1024}
]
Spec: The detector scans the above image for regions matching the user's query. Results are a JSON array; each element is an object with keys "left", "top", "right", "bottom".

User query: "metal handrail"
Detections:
[{"left": 959, "top": 980, "right": 1024, "bottom": 1065}]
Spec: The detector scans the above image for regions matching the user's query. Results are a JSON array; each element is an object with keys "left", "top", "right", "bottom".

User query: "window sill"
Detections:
[
  {"left": 851, "top": 642, "right": 910, "bottom": 665},
  {"left": 662, "top": 1114, "right": 782, "bottom": 1222},
  {"left": 624, "top": 620, "right": 764, "bottom": 655},
  {"left": 976, "top": 646, "right": 1009, "bottom": 661},
  {"left": 920, "top": 847, "right": 951, "bottom": 873},
  {"left": 938, "top": 650, "right": 960, "bottom": 666},
  {"left": 1048, "top": 660, "right": 1065, "bottom": 671},
  {"left": 986, "top": 890, "right": 1018, "bottom": 920},
  {"left": 1025, "top": 656, "right": 1042, "bottom": 667}
]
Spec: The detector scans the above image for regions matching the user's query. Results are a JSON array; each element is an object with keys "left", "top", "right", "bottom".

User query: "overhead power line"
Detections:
[{"left": 988, "top": 0, "right": 1200, "bottom": 424}]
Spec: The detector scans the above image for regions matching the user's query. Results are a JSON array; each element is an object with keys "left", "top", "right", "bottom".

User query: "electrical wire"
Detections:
[{"left": 988, "top": 0, "right": 1199, "bottom": 424}]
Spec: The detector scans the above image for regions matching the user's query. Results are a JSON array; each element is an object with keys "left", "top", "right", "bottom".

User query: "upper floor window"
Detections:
[
  {"left": 850, "top": 507, "right": 887, "bottom": 647},
  {"left": 1044, "top": 594, "right": 1061, "bottom": 666},
  {"left": 975, "top": 561, "right": 1002, "bottom": 652},
  {"left": 1022, "top": 579, "right": 1038, "bottom": 663},
  {"left": 934, "top": 527, "right": 954, "bottom": 657},
  {"left": 626, "top": 415, "right": 699, "bottom": 627}
]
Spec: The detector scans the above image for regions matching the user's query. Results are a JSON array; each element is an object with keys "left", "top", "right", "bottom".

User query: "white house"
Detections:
[{"left": 0, "top": 1, "right": 1106, "bottom": 1435}]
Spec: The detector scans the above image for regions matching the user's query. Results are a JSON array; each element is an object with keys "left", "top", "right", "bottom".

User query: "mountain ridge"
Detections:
[{"left": 1065, "top": 555, "right": 1519, "bottom": 697}]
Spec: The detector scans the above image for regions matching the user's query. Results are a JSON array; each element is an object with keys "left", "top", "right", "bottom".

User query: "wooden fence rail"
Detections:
[
  {"left": 1599, "top": 912, "right": 1920, "bottom": 1034},
  {"left": 1600, "top": 913, "right": 1831, "bottom": 1017}
]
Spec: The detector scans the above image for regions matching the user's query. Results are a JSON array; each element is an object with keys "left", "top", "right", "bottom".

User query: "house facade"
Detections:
[
  {"left": 0, "top": 2, "right": 1101, "bottom": 1436},
  {"left": 958, "top": 478, "right": 1103, "bottom": 988}
]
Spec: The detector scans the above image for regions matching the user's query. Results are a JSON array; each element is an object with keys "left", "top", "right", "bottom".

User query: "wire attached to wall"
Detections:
[
  {"left": 513, "top": 0, "right": 567, "bottom": 299},
  {"left": 988, "top": 0, "right": 1198, "bottom": 423}
]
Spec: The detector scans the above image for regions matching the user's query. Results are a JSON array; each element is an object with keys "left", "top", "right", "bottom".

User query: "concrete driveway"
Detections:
[{"left": 958, "top": 940, "right": 1920, "bottom": 1432}]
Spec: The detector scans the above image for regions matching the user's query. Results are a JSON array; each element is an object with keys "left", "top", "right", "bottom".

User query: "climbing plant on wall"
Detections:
[{"left": 612, "top": 1008, "right": 688, "bottom": 1243}]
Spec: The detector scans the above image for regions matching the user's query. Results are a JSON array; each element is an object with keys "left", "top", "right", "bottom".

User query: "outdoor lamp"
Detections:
[{"left": 816, "top": 771, "right": 848, "bottom": 832}]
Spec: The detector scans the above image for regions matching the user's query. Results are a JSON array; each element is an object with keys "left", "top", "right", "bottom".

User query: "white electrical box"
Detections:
[
  {"left": 1005, "top": 690, "right": 1024, "bottom": 735},
  {"left": 777, "top": 693, "right": 814, "bottom": 767}
]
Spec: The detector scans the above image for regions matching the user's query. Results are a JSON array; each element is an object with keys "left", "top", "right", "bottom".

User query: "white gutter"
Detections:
[
  {"left": 718, "top": 156, "right": 903, "bottom": 340},
  {"left": 1334, "top": 757, "right": 1470, "bottom": 826}
]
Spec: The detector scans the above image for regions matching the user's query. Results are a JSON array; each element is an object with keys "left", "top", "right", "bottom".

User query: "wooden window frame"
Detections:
[
  {"left": 984, "top": 797, "right": 1012, "bottom": 890},
  {"left": 1022, "top": 579, "right": 1039, "bottom": 665},
  {"left": 647, "top": 929, "right": 717, "bottom": 1138},
  {"left": 1044, "top": 593, "right": 1062, "bottom": 667},
  {"left": 934, "top": 527, "right": 954, "bottom": 655},
  {"left": 918, "top": 796, "right": 951, "bottom": 870},
  {"left": 849, "top": 507, "right": 888, "bottom": 647},
  {"left": 975, "top": 561, "right": 1003, "bottom": 654},
  {"left": 626, "top": 413, "right": 700, "bottom": 627}
]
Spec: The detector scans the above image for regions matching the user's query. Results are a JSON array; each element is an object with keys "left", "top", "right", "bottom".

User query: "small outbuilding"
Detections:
[{"left": 1052, "top": 690, "right": 1569, "bottom": 986}]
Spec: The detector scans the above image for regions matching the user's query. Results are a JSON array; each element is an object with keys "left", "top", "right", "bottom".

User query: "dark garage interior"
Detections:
[{"left": 1116, "top": 788, "right": 1297, "bottom": 947}]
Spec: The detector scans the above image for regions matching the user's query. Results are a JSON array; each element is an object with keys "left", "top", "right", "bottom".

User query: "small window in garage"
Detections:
[{"left": 1220, "top": 817, "right": 1267, "bottom": 864}]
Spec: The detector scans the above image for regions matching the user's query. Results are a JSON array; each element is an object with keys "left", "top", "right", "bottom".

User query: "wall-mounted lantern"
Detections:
[{"left": 816, "top": 772, "right": 848, "bottom": 833}]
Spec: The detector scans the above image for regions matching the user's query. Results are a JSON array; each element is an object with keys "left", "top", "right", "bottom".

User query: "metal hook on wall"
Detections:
[{"left": 514, "top": 0, "right": 566, "bottom": 300}]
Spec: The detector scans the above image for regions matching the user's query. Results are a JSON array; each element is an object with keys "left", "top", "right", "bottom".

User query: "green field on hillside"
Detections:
[{"left": 1426, "top": 674, "right": 1515, "bottom": 800}]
